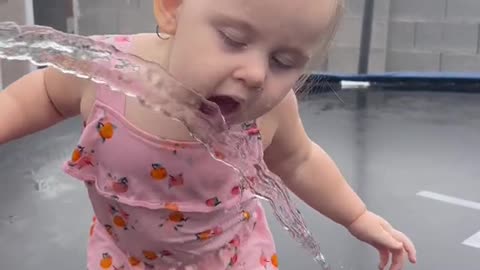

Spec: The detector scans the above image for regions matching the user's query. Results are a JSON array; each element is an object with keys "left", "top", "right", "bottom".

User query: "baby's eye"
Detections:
[
  {"left": 270, "top": 56, "right": 295, "bottom": 69},
  {"left": 218, "top": 30, "right": 247, "bottom": 49}
]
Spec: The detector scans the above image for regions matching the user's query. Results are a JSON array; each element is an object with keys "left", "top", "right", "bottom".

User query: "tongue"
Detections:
[{"left": 208, "top": 96, "right": 238, "bottom": 115}]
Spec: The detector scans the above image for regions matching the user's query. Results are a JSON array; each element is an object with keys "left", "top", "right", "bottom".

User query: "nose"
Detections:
[{"left": 232, "top": 53, "right": 267, "bottom": 92}]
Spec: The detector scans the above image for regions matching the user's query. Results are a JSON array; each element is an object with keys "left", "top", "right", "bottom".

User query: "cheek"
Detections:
[
  {"left": 266, "top": 90, "right": 289, "bottom": 110},
  {"left": 167, "top": 49, "right": 209, "bottom": 96},
  {"left": 251, "top": 87, "right": 291, "bottom": 116},
  {"left": 266, "top": 75, "right": 299, "bottom": 101},
  {"left": 248, "top": 75, "right": 299, "bottom": 115},
  {"left": 167, "top": 32, "right": 224, "bottom": 96}
]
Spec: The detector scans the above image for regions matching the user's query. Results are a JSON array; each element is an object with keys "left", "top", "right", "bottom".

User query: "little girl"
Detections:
[{"left": 0, "top": 0, "right": 416, "bottom": 269}]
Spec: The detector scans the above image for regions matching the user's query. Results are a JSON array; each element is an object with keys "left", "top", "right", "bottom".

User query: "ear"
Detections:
[{"left": 153, "top": 0, "right": 183, "bottom": 35}]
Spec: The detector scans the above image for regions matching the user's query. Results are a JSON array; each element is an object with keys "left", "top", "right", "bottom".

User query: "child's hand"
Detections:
[{"left": 347, "top": 211, "right": 417, "bottom": 270}]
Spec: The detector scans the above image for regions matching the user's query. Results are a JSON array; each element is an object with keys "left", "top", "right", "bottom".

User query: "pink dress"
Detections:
[{"left": 63, "top": 35, "right": 278, "bottom": 270}]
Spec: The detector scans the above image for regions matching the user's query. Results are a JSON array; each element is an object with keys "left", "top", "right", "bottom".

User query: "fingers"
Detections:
[
  {"left": 378, "top": 230, "right": 403, "bottom": 250},
  {"left": 389, "top": 248, "right": 405, "bottom": 270},
  {"left": 377, "top": 248, "right": 390, "bottom": 270},
  {"left": 393, "top": 230, "right": 417, "bottom": 263},
  {"left": 383, "top": 229, "right": 417, "bottom": 270},
  {"left": 373, "top": 231, "right": 402, "bottom": 270}
]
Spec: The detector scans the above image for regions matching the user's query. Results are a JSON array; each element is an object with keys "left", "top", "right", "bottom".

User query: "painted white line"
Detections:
[
  {"left": 462, "top": 231, "right": 480, "bottom": 249},
  {"left": 417, "top": 190, "right": 480, "bottom": 249},
  {"left": 416, "top": 191, "right": 480, "bottom": 211}
]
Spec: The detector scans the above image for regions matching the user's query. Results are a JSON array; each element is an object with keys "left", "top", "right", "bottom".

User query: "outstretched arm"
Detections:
[
  {"left": 264, "top": 90, "right": 416, "bottom": 270},
  {"left": 0, "top": 67, "right": 87, "bottom": 144}
]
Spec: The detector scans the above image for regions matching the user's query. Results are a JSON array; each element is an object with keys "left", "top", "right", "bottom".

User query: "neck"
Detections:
[{"left": 131, "top": 33, "right": 172, "bottom": 70}]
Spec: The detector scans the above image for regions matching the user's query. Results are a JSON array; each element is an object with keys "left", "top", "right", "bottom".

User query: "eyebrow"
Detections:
[{"left": 211, "top": 13, "right": 258, "bottom": 36}]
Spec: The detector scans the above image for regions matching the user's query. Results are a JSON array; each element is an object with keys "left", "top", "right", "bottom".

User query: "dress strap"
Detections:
[{"left": 93, "top": 35, "right": 133, "bottom": 115}]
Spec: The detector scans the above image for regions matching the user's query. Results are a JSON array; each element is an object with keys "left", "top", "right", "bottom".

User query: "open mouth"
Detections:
[{"left": 203, "top": 95, "right": 240, "bottom": 116}]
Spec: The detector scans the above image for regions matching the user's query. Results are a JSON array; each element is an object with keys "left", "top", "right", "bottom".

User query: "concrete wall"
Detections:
[
  {"left": 327, "top": 0, "right": 392, "bottom": 73},
  {"left": 387, "top": 0, "right": 480, "bottom": 72},
  {"left": 331, "top": 0, "right": 480, "bottom": 73},
  {"left": 0, "top": 0, "right": 76, "bottom": 89},
  {"left": 76, "top": 0, "right": 155, "bottom": 35},
  {"left": 75, "top": 0, "right": 480, "bottom": 73},
  {"left": 0, "top": 0, "right": 35, "bottom": 88},
  {"left": 2, "top": 0, "right": 478, "bottom": 78},
  {"left": 32, "top": 0, "right": 73, "bottom": 33}
]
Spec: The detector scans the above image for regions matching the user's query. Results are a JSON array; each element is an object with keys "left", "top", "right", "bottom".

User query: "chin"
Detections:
[{"left": 225, "top": 113, "right": 257, "bottom": 126}]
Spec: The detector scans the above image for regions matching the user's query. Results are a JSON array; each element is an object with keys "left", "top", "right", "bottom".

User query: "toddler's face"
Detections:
[{"left": 160, "top": 0, "right": 338, "bottom": 124}]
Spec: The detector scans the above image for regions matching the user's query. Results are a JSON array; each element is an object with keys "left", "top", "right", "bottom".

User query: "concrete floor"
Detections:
[{"left": 0, "top": 89, "right": 479, "bottom": 269}]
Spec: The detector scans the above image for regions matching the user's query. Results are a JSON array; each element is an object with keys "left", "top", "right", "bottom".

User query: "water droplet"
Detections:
[
  {"left": 8, "top": 215, "right": 18, "bottom": 224},
  {"left": 314, "top": 254, "right": 330, "bottom": 270}
]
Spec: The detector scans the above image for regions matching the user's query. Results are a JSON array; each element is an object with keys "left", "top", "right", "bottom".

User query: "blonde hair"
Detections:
[{"left": 295, "top": 0, "right": 345, "bottom": 98}]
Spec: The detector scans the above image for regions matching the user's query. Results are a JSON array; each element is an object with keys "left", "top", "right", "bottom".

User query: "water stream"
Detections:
[{"left": 0, "top": 22, "right": 329, "bottom": 268}]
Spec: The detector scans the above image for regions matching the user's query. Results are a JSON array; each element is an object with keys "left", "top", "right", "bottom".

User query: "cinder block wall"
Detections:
[
  {"left": 74, "top": 0, "right": 480, "bottom": 74},
  {"left": 76, "top": 0, "right": 155, "bottom": 35},
  {"left": 328, "top": 0, "right": 391, "bottom": 73},
  {"left": 0, "top": 0, "right": 35, "bottom": 88},
  {"left": 387, "top": 0, "right": 480, "bottom": 72},
  {"left": 32, "top": 0, "right": 72, "bottom": 33},
  {"left": 321, "top": 0, "right": 480, "bottom": 73}
]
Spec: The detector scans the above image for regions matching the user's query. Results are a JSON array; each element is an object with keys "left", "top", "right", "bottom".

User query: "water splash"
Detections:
[{"left": 0, "top": 22, "right": 329, "bottom": 269}]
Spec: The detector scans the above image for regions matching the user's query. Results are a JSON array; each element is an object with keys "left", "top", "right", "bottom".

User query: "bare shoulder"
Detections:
[
  {"left": 259, "top": 90, "right": 303, "bottom": 149},
  {"left": 43, "top": 67, "right": 93, "bottom": 118},
  {"left": 130, "top": 33, "right": 170, "bottom": 67},
  {"left": 78, "top": 33, "right": 164, "bottom": 121},
  {"left": 41, "top": 34, "right": 164, "bottom": 122},
  {"left": 261, "top": 90, "right": 311, "bottom": 170}
]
